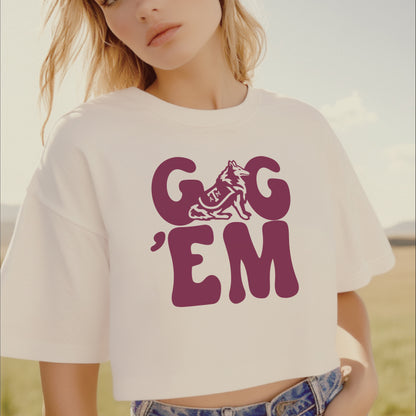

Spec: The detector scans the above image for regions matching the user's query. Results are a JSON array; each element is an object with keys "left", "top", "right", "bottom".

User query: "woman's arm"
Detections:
[
  {"left": 324, "top": 291, "right": 379, "bottom": 415},
  {"left": 39, "top": 362, "right": 100, "bottom": 416}
]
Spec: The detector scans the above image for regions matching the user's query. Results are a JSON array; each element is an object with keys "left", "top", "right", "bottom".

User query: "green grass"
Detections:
[{"left": 1, "top": 246, "right": 414, "bottom": 416}]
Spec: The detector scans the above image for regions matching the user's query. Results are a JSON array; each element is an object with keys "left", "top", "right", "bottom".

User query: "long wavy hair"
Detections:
[{"left": 38, "top": 0, "right": 267, "bottom": 145}]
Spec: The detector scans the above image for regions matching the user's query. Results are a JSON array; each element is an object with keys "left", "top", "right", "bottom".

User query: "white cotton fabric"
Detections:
[{"left": 1, "top": 85, "right": 395, "bottom": 401}]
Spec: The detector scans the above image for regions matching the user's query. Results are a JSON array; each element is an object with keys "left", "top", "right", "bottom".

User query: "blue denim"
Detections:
[{"left": 130, "top": 366, "right": 345, "bottom": 416}]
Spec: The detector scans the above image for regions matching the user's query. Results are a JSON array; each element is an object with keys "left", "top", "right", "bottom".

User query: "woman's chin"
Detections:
[{"left": 142, "top": 48, "right": 200, "bottom": 72}]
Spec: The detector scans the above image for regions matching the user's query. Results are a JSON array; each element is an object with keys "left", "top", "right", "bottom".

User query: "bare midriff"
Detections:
[{"left": 155, "top": 376, "right": 308, "bottom": 408}]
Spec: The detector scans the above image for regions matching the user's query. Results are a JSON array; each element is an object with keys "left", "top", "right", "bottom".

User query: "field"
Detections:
[{"left": 1, "top": 246, "right": 415, "bottom": 416}]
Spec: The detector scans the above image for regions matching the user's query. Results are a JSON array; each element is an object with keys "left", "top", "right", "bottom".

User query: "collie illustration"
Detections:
[{"left": 188, "top": 160, "right": 252, "bottom": 221}]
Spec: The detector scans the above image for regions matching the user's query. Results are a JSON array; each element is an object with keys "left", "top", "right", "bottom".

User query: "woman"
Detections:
[{"left": 1, "top": 1, "right": 395, "bottom": 415}]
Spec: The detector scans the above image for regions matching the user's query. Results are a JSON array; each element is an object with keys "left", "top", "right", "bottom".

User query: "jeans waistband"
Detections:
[{"left": 131, "top": 366, "right": 343, "bottom": 416}]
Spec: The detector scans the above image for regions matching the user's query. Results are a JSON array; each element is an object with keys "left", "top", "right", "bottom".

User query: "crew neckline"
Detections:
[{"left": 124, "top": 83, "right": 260, "bottom": 127}]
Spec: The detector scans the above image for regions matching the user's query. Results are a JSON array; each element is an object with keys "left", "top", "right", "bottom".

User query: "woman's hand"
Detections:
[{"left": 323, "top": 364, "right": 377, "bottom": 416}]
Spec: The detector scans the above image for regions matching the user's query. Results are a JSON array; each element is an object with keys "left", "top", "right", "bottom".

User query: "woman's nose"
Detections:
[{"left": 135, "top": 0, "right": 161, "bottom": 22}]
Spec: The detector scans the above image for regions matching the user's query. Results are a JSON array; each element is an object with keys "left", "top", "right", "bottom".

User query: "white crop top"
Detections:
[{"left": 0, "top": 85, "right": 395, "bottom": 401}]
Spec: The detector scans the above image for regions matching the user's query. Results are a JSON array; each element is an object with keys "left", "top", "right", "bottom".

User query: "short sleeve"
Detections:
[
  {"left": 319, "top": 113, "right": 396, "bottom": 293},
  {"left": 1, "top": 115, "right": 110, "bottom": 363}
]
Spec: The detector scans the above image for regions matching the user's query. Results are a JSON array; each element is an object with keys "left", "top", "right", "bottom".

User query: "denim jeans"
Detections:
[{"left": 130, "top": 366, "right": 345, "bottom": 416}]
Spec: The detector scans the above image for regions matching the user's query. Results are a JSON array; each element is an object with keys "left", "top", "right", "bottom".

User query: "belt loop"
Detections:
[
  {"left": 265, "top": 401, "right": 272, "bottom": 416},
  {"left": 138, "top": 400, "right": 153, "bottom": 416},
  {"left": 306, "top": 376, "right": 325, "bottom": 415}
]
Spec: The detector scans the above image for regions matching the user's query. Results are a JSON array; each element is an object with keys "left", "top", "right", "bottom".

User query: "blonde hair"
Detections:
[{"left": 39, "top": 0, "right": 267, "bottom": 145}]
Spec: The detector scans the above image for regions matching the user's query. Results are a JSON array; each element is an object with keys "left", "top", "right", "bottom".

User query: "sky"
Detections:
[{"left": 1, "top": 0, "right": 415, "bottom": 228}]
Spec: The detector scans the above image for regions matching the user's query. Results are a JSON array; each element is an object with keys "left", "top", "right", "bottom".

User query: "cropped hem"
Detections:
[{"left": 112, "top": 357, "right": 341, "bottom": 401}]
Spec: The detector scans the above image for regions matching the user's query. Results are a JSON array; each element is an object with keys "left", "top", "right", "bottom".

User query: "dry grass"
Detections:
[{"left": 358, "top": 246, "right": 415, "bottom": 416}]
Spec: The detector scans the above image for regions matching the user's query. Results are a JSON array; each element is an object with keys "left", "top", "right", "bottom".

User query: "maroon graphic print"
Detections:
[
  {"left": 188, "top": 161, "right": 251, "bottom": 220},
  {"left": 151, "top": 156, "right": 299, "bottom": 307}
]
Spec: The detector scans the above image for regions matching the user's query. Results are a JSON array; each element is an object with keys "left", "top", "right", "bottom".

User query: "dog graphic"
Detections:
[{"left": 188, "top": 160, "right": 252, "bottom": 221}]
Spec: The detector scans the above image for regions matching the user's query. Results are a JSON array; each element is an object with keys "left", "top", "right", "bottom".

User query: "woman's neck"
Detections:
[{"left": 144, "top": 26, "right": 248, "bottom": 110}]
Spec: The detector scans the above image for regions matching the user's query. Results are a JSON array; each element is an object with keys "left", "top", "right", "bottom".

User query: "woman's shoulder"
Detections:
[
  {"left": 256, "top": 87, "right": 325, "bottom": 119},
  {"left": 253, "top": 87, "right": 339, "bottom": 154},
  {"left": 58, "top": 87, "right": 137, "bottom": 123},
  {"left": 44, "top": 88, "right": 139, "bottom": 148}
]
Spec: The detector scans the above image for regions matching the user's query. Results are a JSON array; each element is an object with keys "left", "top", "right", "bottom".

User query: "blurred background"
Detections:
[{"left": 1, "top": 0, "right": 415, "bottom": 415}]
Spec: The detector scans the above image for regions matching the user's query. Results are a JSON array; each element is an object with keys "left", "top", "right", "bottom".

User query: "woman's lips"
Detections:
[{"left": 148, "top": 25, "right": 181, "bottom": 47}]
